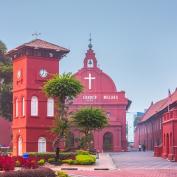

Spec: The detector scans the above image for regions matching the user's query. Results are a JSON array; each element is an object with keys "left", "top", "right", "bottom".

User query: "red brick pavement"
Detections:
[{"left": 67, "top": 169, "right": 177, "bottom": 177}]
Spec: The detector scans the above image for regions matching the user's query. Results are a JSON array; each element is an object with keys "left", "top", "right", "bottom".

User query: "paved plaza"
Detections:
[
  {"left": 111, "top": 151, "right": 177, "bottom": 169},
  {"left": 66, "top": 151, "right": 177, "bottom": 177}
]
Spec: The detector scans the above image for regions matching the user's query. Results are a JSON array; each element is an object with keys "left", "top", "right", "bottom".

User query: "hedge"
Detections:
[
  {"left": 28, "top": 152, "right": 75, "bottom": 160},
  {"left": 62, "top": 154, "right": 96, "bottom": 165},
  {"left": 0, "top": 167, "right": 55, "bottom": 177}
]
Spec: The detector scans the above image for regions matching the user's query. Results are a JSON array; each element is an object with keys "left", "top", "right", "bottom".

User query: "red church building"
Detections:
[
  {"left": 134, "top": 89, "right": 177, "bottom": 161},
  {"left": 70, "top": 41, "right": 131, "bottom": 152},
  {"left": 8, "top": 38, "right": 130, "bottom": 155}
]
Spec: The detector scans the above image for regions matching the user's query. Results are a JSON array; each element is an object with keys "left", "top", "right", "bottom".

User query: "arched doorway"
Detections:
[
  {"left": 103, "top": 132, "right": 113, "bottom": 151},
  {"left": 18, "top": 136, "right": 22, "bottom": 156},
  {"left": 38, "top": 137, "right": 46, "bottom": 153}
]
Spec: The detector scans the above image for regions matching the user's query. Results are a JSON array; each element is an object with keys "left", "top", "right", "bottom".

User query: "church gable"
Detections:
[{"left": 73, "top": 40, "right": 128, "bottom": 107}]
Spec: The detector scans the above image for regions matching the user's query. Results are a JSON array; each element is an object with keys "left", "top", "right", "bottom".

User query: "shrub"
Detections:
[
  {"left": 0, "top": 156, "right": 15, "bottom": 171},
  {"left": 62, "top": 159, "right": 73, "bottom": 164},
  {"left": 76, "top": 150, "right": 90, "bottom": 155},
  {"left": 38, "top": 159, "right": 45, "bottom": 166},
  {"left": 28, "top": 152, "right": 75, "bottom": 160},
  {"left": 59, "top": 152, "right": 75, "bottom": 160},
  {"left": 22, "top": 158, "right": 38, "bottom": 169},
  {"left": 75, "top": 154, "right": 96, "bottom": 165},
  {"left": 56, "top": 171, "right": 69, "bottom": 177},
  {"left": 0, "top": 167, "right": 55, "bottom": 177},
  {"left": 13, "top": 156, "right": 24, "bottom": 167},
  {"left": 48, "top": 158, "right": 55, "bottom": 163},
  {"left": 28, "top": 152, "right": 55, "bottom": 160},
  {"left": 15, "top": 160, "right": 21, "bottom": 167},
  {"left": 62, "top": 154, "right": 96, "bottom": 165}
]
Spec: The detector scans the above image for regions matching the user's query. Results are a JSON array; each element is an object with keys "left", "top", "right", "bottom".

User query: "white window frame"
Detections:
[
  {"left": 31, "top": 96, "right": 38, "bottom": 116},
  {"left": 38, "top": 137, "right": 46, "bottom": 153},
  {"left": 22, "top": 97, "right": 25, "bottom": 116},
  {"left": 18, "top": 136, "right": 23, "bottom": 156},
  {"left": 47, "top": 98, "right": 54, "bottom": 117},
  {"left": 15, "top": 98, "right": 18, "bottom": 117}
]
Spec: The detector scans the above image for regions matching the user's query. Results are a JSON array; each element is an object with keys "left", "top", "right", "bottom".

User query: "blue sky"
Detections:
[{"left": 1, "top": 0, "right": 177, "bottom": 113}]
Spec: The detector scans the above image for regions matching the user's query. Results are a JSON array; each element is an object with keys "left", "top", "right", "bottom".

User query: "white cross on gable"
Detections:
[{"left": 84, "top": 73, "right": 95, "bottom": 90}]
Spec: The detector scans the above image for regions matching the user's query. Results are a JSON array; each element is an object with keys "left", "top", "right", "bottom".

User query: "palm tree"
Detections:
[{"left": 43, "top": 72, "right": 83, "bottom": 149}]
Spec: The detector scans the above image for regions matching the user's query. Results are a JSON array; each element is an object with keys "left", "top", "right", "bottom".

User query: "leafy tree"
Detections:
[
  {"left": 72, "top": 107, "right": 108, "bottom": 149},
  {"left": 0, "top": 40, "right": 12, "bottom": 120},
  {"left": 43, "top": 73, "right": 83, "bottom": 149}
]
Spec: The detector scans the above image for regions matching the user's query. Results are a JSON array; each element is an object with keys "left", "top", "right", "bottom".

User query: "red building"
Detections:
[
  {"left": 134, "top": 89, "right": 177, "bottom": 161},
  {"left": 8, "top": 39, "right": 69, "bottom": 156},
  {"left": 0, "top": 117, "right": 11, "bottom": 147},
  {"left": 70, "top": 42, "right": 131, "bottom": 152},
  {"left": 8, "top": 38, "right": 130, "bottom": 155}
]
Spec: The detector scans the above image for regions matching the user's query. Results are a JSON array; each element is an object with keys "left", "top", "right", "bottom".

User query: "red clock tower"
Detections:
[{"left": 8, "top": 39, "right": 69, "bottom": 156}]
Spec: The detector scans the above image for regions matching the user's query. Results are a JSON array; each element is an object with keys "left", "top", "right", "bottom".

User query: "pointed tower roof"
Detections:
[
  {"left": 88, "top": 33, "right": 93, "bottom": 49},
  {"left": 7, "top": 39, "right": 70, "bottom": 59},
  {"left": 83, "top": 34, "right": 98, "bottom": 68}
]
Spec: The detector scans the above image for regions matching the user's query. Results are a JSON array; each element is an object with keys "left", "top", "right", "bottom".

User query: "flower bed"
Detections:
[
  {"left": 0, "top": 150, "right": 95, "bottom": 172},
  {"left": 0, "top": 156, "right": 15, "bottom": 171}
]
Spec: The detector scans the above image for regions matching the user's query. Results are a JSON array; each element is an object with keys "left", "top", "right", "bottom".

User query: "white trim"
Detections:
[
  {"left": 47, "top": 98, "right": 54, "bottom": 117},
  {"left": 31, "top": 96, "right": 38, "bottom": 116},
  {"left": 18, "top": 136, "right": 22, "bottom": 156},
  {"left": 22, "top": 97, "right": 25, "bottom": 116},
  {"left": 38, "top": 137, "right": 46, "bottom": 153},
  {"left": 15, "top": 98, "right": 18, "bottom": 117}
]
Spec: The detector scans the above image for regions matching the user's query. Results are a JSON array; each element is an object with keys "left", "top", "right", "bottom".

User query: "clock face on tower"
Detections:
[{"left": 39, "top": 69, "right": 48, "bottom": 78}]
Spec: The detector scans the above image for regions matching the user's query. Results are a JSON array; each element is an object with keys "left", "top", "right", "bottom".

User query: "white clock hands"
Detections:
[{"left": 39, "top": 69, "right": 48, "bottom": 78}]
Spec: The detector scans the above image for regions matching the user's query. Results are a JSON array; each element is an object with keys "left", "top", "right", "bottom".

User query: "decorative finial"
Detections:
[
  {"left": 32, "top": 32, "right": 41, "bottom": 39},
  {"left": 88, "top": 33, "right": 93, "bottom": 49},
  {"left": 168, "top": 89, "right": 171, "bottom": 97}
]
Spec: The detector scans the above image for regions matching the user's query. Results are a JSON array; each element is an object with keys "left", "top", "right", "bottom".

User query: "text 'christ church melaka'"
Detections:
[{"left": 8, "top": 38, "right": 130, "bottom": 156}]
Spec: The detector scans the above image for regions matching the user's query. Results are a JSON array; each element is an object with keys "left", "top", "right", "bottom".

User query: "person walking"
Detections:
[
  {"left": 138, "top": 144, "right": 142, "bottom": 151},
  {"left": 142, "top": 144, "right": 146, "bottom": 152}
]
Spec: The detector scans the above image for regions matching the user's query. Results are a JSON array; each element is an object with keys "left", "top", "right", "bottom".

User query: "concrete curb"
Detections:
[{"left": 46, "top": 153, "right": 116, "bottom": 171}]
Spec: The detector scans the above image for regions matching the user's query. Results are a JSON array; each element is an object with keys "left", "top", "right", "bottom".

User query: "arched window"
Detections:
[
  {"left": 22, "top": 97, "right": 25, "bottom": 116},
  {"left": 38, "top": 137, "right": 46, "bottom": 153},
  {"left": 87, "top": 59, "right": 94, "bottom": 68},
  {"left": 18, "top": 136, "right": 23, "bottom": 156},
  {"left": 47, "top": 98, "right": 54, "bottom": 117},
  {"left": 31, "top": 96, "right": 38, "bottom": 116},
  {"left": 15, "top": 98, "right": 18, "bottom": 117}
]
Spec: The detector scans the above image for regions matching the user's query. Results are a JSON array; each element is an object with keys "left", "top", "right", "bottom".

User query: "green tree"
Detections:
[
  {"left": 43, "top": 73, "right": 83, "bottom": 149},
  {"left": 0, "top": 41, "right": 12, "bottom": 120},
  {"left": 72, "top": 107, "right": 108, "bottom": 149}
]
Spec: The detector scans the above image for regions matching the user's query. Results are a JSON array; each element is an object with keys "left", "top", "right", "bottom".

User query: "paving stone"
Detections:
[{"left": 67, "top": 151, "right": 177, "bottom": 177}]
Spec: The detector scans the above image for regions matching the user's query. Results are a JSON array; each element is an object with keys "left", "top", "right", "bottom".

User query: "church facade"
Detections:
[
  {"left": 70, "top": 43, "right": 130, "bottom": 152},
  {"left": 9, "top": 39, "right": 130, "bottom": 155}
]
